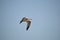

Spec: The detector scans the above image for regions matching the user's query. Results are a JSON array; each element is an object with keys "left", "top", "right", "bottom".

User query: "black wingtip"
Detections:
[
  {"left": 19, "top": 21, "right": 21, "bottom": 24},
  {"left": 26, "top": 28, "right": 29, "bottom": 31},
  {"left": 26, "top": 28, "right": 28, "bottom": 31},
  {"left": 26, "top": 30, "right": 28, "bottom": 31}
]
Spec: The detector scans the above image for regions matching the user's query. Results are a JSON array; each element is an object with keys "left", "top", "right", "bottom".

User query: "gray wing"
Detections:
[{"left": 26, "top": 21, "right": 31, "bottom": 30}]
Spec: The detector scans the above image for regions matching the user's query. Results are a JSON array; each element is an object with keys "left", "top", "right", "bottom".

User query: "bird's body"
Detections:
[{"left": 20, "top": 17, "right": 32, "bottom": 30}]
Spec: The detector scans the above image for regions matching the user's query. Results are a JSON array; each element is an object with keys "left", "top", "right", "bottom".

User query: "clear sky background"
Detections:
[{"left": 0, "top": 0, "right": 60, "bottom": 40}]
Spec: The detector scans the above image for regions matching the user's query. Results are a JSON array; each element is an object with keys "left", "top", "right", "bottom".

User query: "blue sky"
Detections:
[{"left": 0, "top": 0, "right": 60, "bottom": 40}]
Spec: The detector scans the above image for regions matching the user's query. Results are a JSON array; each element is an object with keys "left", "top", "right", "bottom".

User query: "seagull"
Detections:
[{"left": 19, "top": 17, "right": 32, "bottom": 30}]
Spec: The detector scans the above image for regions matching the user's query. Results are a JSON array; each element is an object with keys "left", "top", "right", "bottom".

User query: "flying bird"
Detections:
[{"left": 19, "top": 17, "right": 32, "bottom": 30}]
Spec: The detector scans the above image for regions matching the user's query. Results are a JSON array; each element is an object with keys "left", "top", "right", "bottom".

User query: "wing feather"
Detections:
[
  {"left": 26, "top": 21, "right": 31, "bottom": 30},
  {"left": 19, "top": 17, "right": 25, "bottom": 24}
]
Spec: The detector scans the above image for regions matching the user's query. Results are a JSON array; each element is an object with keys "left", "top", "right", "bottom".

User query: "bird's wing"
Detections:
[
  {"left": 20, "top": 18, "right": 24, "bottom": 24},
  {"left": 26, "top": 21, "right": 31, "bottom": 30}
]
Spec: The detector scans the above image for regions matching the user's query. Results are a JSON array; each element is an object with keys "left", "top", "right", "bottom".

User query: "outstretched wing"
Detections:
[
  {"left": 19, "top": 17, "right": 25, "bottom": 24},
  {"left": 26, "top": 21, "right": 31, "bottom": 30},
  {"left": 20, "top": 19, "right": 23, "bottom": 24}
]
